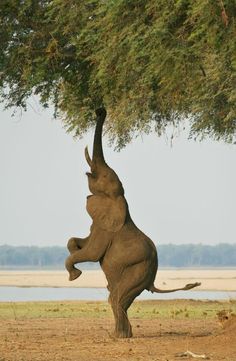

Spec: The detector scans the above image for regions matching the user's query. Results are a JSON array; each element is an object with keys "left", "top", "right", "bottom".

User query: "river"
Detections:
[{"left": 0, "top": 287, "right": 235, "bottom": 302}]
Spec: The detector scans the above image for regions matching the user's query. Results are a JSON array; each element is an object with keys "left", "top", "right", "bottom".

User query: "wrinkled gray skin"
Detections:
[{"left": 65, "top": 108, "right": 200, "bottom": 338}]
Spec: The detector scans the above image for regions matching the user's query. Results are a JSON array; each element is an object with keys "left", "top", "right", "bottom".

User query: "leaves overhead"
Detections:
[{"left": 0, "top": 0, "right": 236, "bottom": 146}]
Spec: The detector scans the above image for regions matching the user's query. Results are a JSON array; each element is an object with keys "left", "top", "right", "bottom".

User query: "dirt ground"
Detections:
[{"left": 0, "top": 304, "right": 236, "bottom": 361}]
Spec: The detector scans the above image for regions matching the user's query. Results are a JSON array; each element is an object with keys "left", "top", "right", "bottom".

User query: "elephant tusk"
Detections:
[{"left": 85, "top": 146, "right": 92, "bottom": 167}]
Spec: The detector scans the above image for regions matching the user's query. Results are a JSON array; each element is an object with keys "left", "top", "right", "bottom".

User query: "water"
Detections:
[{"left": 0, "top": 287, "right": 235, "bottom": 302}]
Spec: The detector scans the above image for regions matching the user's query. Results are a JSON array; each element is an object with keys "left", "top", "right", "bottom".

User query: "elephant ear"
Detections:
[{"left": 86, "top": 195, "right": 126, "bottom": 232}]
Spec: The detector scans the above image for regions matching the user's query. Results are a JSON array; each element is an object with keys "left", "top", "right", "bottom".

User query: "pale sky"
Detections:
[{"left": 0, "top": 103, "right": 235, "bottom": 247}]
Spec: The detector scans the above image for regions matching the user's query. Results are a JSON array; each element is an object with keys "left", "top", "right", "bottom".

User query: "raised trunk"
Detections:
[{"left": 92, "top": 108, "right": 107, "bottom": 164}]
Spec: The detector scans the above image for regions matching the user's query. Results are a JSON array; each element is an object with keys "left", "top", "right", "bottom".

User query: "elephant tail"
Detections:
[{"left": 148, "top": 282, "right": 201, "bottom": 294}]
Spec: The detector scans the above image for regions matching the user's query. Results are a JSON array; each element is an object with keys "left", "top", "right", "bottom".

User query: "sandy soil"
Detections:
[
  {"left": 0, "top": 304, "right": 235, "bottom": 361},
  {"left": 0, "top": 269, "right": 236, "bottom": 291}
]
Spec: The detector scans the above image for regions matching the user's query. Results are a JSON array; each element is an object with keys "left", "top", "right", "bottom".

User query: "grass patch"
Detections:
[
  {"left": 129, "top": 299, "right": 236, "bottom": 319},
  {"left": 0, "top": 301, "right": 112, "bottom": 319},
  {"left": 0, "top": 299, "right": 235, "bottom": 320}
]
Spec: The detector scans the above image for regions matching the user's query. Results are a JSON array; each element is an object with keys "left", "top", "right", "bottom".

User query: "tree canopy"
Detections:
[{"left": 0, "top": 0, "right": 235, "bottom": 146}]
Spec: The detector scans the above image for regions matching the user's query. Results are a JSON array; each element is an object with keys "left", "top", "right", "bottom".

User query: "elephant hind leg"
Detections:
[
  {"left": 110, "top": 261, "right": 149, "bottom": 338},
  {"left": 110, "top": 284, "right": 143, "bottom": 338}
]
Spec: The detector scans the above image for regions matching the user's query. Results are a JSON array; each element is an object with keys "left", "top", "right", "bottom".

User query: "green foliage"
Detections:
[
  {"left": 0, "top": 244, "right": 235, "bottom": 268},
  {"left": 1, "top": 0, "right": 236, "bottom": 145}
]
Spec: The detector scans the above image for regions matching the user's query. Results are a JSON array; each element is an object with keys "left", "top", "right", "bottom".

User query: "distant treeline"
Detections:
[
  {"left": 0, "top": 244, "right": 235, "bottom": 269},
  {"left": 158, "top": 243, "right": 236, "bottom": 267}
]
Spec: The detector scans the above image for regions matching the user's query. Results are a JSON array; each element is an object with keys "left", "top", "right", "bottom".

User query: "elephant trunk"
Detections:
[{"left": 92, "top": 108, "right": 107, "bottom": 164}]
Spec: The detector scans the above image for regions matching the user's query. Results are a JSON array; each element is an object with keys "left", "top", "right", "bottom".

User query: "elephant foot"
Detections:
[
  {"left": 115, "top": 328, "right": 133, "bottom": 338},
  {"left": 115, "top": 321, "right": 133, "bottom": 338},
  {"left": 68, "top": 268, "right": 82, "bottom": 281}
]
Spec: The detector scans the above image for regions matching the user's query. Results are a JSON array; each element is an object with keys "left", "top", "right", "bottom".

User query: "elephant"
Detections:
[{"left": 65, "top": 108, "right": 200, "bottom": 338}]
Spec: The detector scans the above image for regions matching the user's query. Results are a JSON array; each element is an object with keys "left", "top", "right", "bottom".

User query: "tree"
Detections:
[{"left": 0, "top": 0, "right": 235, "bottom": 147}]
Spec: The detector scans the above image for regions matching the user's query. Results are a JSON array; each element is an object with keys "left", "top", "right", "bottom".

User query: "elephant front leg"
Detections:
[
  {"left": 66, "top": 236, "right": 89, "bottom": 281},
  {"left": 65, "top": 253, "right": 82, "bottom": 281},
  {"left": 67, "top": 236, "right": 89, "bottom": 254},
  {"left": 65, "top": 238, "right": 108, "bottom": 281},
  {"left": 66, "top": 264, "right": 82, "bottom": 281}
]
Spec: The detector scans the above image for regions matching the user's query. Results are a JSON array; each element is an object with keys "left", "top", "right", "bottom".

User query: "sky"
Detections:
[{"left": 0, "top": 103, "right": 235, "bottom": 247}]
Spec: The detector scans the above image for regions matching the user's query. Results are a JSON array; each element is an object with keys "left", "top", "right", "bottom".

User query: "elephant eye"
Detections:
[{"left": 86, "top": 171, "right": 97, "bottom": 179}]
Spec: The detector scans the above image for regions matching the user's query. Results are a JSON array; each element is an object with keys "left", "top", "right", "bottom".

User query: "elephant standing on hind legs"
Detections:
[{"left": 65, "top": 108, "right": 201, "bottom": 338}]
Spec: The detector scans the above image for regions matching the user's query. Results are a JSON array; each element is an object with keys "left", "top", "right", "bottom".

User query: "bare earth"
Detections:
[
  {"left": 1, "top": 303, "right": 236, "bottom": 361},
  {"left": 0, "top": 271, "right": 236, "bottom": 360},
  {"left": 0, "top": 269, "right": 236, "bottom": 291}
]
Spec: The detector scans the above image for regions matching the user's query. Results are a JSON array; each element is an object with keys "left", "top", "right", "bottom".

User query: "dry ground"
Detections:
[{"left": 0, "top": 300, "right": 236, "bottom": 361}]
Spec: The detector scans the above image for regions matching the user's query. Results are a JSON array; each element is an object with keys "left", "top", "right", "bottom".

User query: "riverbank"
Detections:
[{"left": 0, "top": 269, "right": 235, "bottom": 291}]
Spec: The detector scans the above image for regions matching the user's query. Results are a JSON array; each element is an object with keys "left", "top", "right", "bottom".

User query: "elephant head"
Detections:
[{"left": 85, "top": 108, "right": 127, "bottom": 232}]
